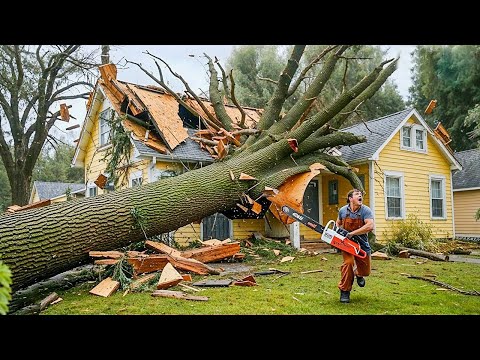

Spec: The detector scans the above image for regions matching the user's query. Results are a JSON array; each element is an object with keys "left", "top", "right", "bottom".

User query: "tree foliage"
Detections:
[
  {"left": 0, "top": 45, "right": 97, "bottom": 206},
  {"left": 33, "top": 142, "right": 83, "bottom": 184},
  {"left": 227, "top": 45, "right": 405, "bottom": 126},
  {"left": 408, "top": 45, "right": 480, "bottom": 151}
]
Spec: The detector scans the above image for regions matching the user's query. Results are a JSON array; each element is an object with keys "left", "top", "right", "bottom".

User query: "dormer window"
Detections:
[
  {"left": 400, "top": 124, "right": 426, "bottom": 153},
  {"left": 99, "top": 108, "right": 113, "bottom": 147}
]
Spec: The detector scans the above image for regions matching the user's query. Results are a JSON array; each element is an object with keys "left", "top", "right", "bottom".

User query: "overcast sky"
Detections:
[{"left": 59, "top": 45, "right": 416, "bottom": 140}]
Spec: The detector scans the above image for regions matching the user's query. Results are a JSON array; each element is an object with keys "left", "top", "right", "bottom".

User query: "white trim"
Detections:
[
  {"left": 368, "top": 160, "right": 376, "bottom": 233},
  {"left": 98, "top": 108, "right": 113, "bottom": 148},
  {"left": 290, "top": 222, "right": 300, "bottom": 249},
  {"left": 86, "top": 182, "right": 97, "bottom": 197},
  {"left": 450, "top": 171, "right": 456, "bottom": 238},
  {"left": 317, "top": 176, "right": 323, "bottom": 225},
  {"left": 453, "top": 186, "right": 480, "bottom": 192},
  {"left": 429, "top": 174, "right": 447, "bottom": 220},
  {"left": 370, "top": 109, "right": 462, "bottom": 171},
  {"left": 400, "top": 124, "right": 427, "bottom": 153},
  {"left": 384, "top": 170, "right": 405, "bottom": 220}
]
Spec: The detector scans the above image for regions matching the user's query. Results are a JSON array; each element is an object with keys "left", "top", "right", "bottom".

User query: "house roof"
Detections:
[
  {"left": 72, "top": 64, "right": 262, "bottom": 168},
  {"left": 33, "top": 181, "right": 85, "bottom": 200},
  {"left": 337, "top": 108, "right": 462, "bottom": 171},
  {"left": 133, "top": 128, "right": 214, "bottom": 163},
  {"left": 338, "top": 108, "right": 413, "bottom": 163},
  {"left": 452, "top": 148, "right": 480, "bottom": 190}
]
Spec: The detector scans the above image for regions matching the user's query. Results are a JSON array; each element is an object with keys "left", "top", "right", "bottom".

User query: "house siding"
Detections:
[
  {"left": 232, "top": 219, "right": 265, "bottom": 240},
  {"left": 374, "top": 118, "right": 454, "bottom": 242},
  {"left": 453, "top": 190, "right": 480, "bottom": 237}
]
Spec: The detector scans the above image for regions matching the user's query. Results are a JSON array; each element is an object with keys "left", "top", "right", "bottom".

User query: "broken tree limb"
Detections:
[
  {"left": 407, "top": 275, "right": 480, "bottom": 296},
  {"left": 397, "top": 246, "right": 450, "bottom": 262},
  {"left": 9, "top": 264, "right": 103, "bottom": 314},
  {"left": 12, "top": 292, "right": 61, "bottom": 315},
  {"left": 180, "top": 242, "right": 241, "bottom": 263}
]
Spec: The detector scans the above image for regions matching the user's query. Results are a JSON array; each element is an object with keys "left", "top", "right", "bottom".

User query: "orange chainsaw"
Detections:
[{"left": 281, "top": 205, "right": 367, "bottom": 258}]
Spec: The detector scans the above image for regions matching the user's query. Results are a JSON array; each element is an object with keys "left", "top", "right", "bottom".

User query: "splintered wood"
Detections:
[{"left": 157, "top": 262, "right": 183, "bottom": 290}]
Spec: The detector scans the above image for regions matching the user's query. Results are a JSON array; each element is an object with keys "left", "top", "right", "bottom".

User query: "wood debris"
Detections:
[
  {"left": 371, "top": 251, "right": 391, "bottom": 260},
  {"left": 151, "top": 290, "right": 208, "bottom": 301},
  {"left": 239, "top": 172, "right": 257, "bottom": 180},
  {"left": 89, "top": 277, "right": 120, "bottom": 297},
  {"left": 300, "top": 269, "right": 323, "bottom": 274},
  {"left": 280, "top": 256, "right": 295, "bottom": 263},
  {"left": 233, "top": 275, "right": 257, "bottom": 286},
  {"left": 145, "top": 240, "right": 181, "bottom": 257},
  {"left": 192, "top": 279, "right": 232, "bottom": 287},
  {"left": 157, "top": 262, "right": 183, "bottom": 290},
  {"left": 89, "top": 251, "right": 124, "bottom": 259}
]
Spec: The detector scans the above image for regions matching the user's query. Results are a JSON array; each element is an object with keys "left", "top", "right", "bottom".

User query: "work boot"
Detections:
[
  {"left": 340, "top": 290, "right": 350, "bottom": 303},
  {"left": 356, "top": 276, "right": 366, "bottom": 287}
]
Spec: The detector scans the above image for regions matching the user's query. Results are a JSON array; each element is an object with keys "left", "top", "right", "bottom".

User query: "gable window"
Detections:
[
  {"left": 328, "top": 180, "right": 338, "bottom": 205},
  {"left": 384, "top": 171, "right": 404, "bottom": 219},
  {"left": 87, "top": 183, "right": 97, "bottom": 197},
  {"left": 99, "top": 108, "right": 113, "bottom": 147},
  {"left": 400, "top": 124, "right": 427, "bottom": 153},
  {"left": 130, "top": 170, "right": 143, "bottom": 188},
  {"left": 430, "top": 175, "right": 446, "bottom": 219}
]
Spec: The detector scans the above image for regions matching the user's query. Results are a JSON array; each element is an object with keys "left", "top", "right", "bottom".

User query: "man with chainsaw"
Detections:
[{"left": 336, "top": 188, "right": 374, "bottom": 303}]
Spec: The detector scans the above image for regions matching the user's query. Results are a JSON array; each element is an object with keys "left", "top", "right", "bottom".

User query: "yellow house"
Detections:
[
  {"left": 312, "top": 108, "right": 462, "bottom": 244},
  {"left": 71, "top": 64, "right": 264, "bottom": 246},
  {"left": 452, "top": 149, "right": 480, "bottom": 240},
  {"left": 29, "top": 180, "right": 85, "bottom": 204}
]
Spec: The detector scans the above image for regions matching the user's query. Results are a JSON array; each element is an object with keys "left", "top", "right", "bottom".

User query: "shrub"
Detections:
[{"left": 383, "top": 214, "right": 434, "bottom": 254}]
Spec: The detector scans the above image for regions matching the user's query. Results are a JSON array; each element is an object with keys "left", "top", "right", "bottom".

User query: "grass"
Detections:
[{"left": 41, "top": 248, "right": 480, "bottom": 315}]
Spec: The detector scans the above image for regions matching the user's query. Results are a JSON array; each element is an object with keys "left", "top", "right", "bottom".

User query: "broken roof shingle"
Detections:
[{"left": 453, "top": 148, "right": 480, "bottom": 190}]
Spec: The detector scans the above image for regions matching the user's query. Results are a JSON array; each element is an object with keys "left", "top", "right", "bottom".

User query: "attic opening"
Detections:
[{"left": 178, "top": 104, "right": 208, "bottom": 130}]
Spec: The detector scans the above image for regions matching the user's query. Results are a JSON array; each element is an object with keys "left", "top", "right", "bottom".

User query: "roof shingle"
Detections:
[{"left": 452, "top": 148, "right": 480, "bottom": 189}]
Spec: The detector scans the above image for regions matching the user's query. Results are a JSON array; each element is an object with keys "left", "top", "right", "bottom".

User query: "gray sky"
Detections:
[{"left": 59, "top": 45, "right": 416, "bottom": 140}]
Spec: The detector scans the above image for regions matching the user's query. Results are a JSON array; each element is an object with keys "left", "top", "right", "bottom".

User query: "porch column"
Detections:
[{"left": 290, "top": 221, "right": 300, "bottom": 249}]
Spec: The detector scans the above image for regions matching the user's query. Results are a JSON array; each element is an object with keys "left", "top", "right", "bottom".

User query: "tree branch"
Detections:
[
  {"left": 50, "top": 81, "right": 93, "bottom": 101},
  {"left": 229, "top": 69, "right": 247, "bottom": 128}
]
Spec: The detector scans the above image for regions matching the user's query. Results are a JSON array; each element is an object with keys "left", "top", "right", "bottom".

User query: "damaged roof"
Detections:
[{"left": 72, "top": 63, "right": 262, "bottom": 168}]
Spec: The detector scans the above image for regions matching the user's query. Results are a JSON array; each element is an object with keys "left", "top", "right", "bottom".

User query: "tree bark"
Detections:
[{"left": 397, "top": 246, "right": 450, "bottom": 261}]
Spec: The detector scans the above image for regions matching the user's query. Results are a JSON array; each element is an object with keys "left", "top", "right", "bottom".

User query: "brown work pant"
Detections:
[{"left": 338, "top": 251, "right": 371, "bottom": 292}]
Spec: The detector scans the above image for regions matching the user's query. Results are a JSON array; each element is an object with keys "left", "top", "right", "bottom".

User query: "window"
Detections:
[
  {"left": 384, "top": 171, "right": 404, "bottom": 219},
  {"left": 130, "top": 170, "right": 143, "bottom": 187},
  {"left": 99, "top": 109, "right": 113, "bottom": 147},
  {"left": 87, "top": 184, "right": 97, "bottom": 197},
  {"left": 328, "top": 180, "right": 338, "bottom": 205},
  {"left": 430, "top": 175, "right": 446, "bottom": 219},
  {"left": 400, "top": 124, "right": 426, "bottom": 153}
]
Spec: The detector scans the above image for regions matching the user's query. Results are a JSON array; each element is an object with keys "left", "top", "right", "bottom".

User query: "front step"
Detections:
[{"left": 301, "top": 241, "right": 336, "bottom": 253}]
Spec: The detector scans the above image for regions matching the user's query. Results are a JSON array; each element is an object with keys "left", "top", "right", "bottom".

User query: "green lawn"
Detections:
[{"left": 41, "top": 250, "right": 480, "bottom": 315}]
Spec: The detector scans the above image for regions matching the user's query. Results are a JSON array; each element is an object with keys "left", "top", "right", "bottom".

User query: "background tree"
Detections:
[
  {"left": 0, "top": 45, "right": 97, "bottom": 206},
  {"left": 408, "top": 45, "right": 480, "bottom": 151},
  {"left": 227, "top": 45, "right": 404, "bottom": 126},
  {"left": 33, "top": 142, "right": 83, "bottom": 184},
  {"left": 0, "top": 161, "right": 10, "bottom": 212},
  {"left": 1, "top": 45, "right": 399, "bottom": 292}
]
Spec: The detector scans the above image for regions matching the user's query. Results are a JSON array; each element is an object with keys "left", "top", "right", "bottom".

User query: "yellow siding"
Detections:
[
  {"left": 232, "top": 219, "right": 265, "bottom": 240},
  {"left": 374, "top": 118, "right": 454, "bottom": 243},
  {"left": 174, "top": 223, "right": 201, "bottom": 246},
  {"left": 30, "top": 189, "right": 40, "bottom": 203},
  {"left": 319, "top": 164, "right": 370, "bottom": 237},
  {"left": 453, "top": 190, "right": 480, "bottom": 237}
]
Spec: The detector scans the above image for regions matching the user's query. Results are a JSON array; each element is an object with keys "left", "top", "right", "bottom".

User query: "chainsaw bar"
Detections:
[{"left": 281, "top": 205, "right": 367, "bottom": 258}]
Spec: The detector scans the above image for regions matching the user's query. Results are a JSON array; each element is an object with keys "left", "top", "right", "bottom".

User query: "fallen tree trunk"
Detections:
[
  {"left": 397, "top": 246, "right": 450, "bottom": 261},
  {"left": 8, "top": 264, "right": 103, "bottom": 313}
]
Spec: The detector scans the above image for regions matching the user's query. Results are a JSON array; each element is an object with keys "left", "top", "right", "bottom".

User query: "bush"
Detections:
[{"left": 383, "top": 214, "right": 434, "bottom": 254}]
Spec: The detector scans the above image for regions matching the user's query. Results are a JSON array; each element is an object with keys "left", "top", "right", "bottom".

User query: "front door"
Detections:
[{"left": 202, "top": 212, "right": 231, "bottom": 240}]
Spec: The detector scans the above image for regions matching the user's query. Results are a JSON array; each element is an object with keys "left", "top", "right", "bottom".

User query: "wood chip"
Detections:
[
  {"left": 239, "top": 173, "right": 257, "bottom": 180},
  {"left": 89, "top": 277, "right": 120, "bottom": 297},
  {"left": 280, "top": 256, "right": 295, "bottom": 263}
]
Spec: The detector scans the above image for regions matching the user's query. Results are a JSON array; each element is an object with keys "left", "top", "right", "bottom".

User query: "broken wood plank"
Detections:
[
  {"left": 127, "top": 254, "right": 169, "bottom": 275},
  {"left": 167, "top": 254, "right": 221, "bottom": 275},
  {"left": 280, "top": 256, "right": 295, "bottom": 263},
  {"left": 157, "top": 262, "right": 183, "bottom": 290},
  {"left": 89, "top": 250, "right": 124, "bottom": 259},
  {"left": 233, "top": 275, "right": 257, "bottom": 286},
  {"left": 151, "top": 290, "right": 208, "bottom": 301},
  {"left": 94, "top": 173, "right": 108, "bottom": 189},
  {"left": 89, "top": 277, "right": 120, "bottom": 297},
  {"left": 181, "top": 274, "right": 192, "bottom": 282},
  {"left": 229, "top": 169, "right": 235, "bottom": 181},
  {"left": 192, "top": 279, "right": 232, "bottom": 287},
  {"left": 178, "top": 283, "right": 200, "bottom": 292},
  {"left": 201, "top": 239, "right": 223, "bottom": 246},
  {"left": 251, "top": 201, "right": 262, "bottom": 215},
  {"left": 145, "top": 240, "right": 181, "bottom": 257},
  {"left": 371, "top": 251, "right": 391, "bottom": 260},
  {"left": 181, "top": 242, "right": 241, "bottom": 263},
  {"left": 236, "top": 203, "right": 249, "bottom": 212},
  {"left": 94, "top": 259, "right": 119, "bottom": 265},
  {"left": 6, "top": 199, "right": 51, "bottom": 213}
]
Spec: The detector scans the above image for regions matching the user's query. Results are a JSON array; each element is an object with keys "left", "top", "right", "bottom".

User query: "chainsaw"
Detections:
[{"left": 281, "top": 205, "right": 367, "bottom": 258}]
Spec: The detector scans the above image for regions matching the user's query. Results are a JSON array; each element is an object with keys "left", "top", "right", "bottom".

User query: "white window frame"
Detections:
[
  {"left": 400, "top": 124, "right": 427, "bottom": 153},
  {"left": 99, "top": 108, "right": 113, "bottom": 148},
  {"left": 87, "top": 182, "right": 97, "bottom": 197},
  {"left": 384, "top": 170, "right": 405, "bottom": 220},
  {"left": 429, "top": 174, "right": 446, "bottom": 220},
  {"left": 130, "top": 170, "right": 143, "bottom": 188}
]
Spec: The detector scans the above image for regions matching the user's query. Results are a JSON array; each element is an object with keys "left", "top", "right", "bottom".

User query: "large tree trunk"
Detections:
[{"left": 9, "top": 168, "right": 31, "bottom": 206}]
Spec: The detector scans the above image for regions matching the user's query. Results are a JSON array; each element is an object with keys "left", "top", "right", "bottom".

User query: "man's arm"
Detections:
[{"left": 347, "top": 218, "right": 374, "bottom": 238}]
